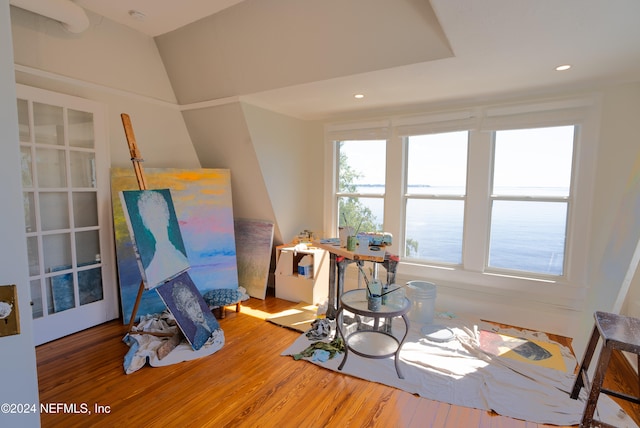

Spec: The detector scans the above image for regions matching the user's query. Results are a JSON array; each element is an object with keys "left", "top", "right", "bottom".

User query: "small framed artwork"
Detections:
[
  {"left": 156, "top": 272, "right": 220, "bottom": 351},
  {"left": 0, "top": 284, "right": 20, "bottom": 337}
]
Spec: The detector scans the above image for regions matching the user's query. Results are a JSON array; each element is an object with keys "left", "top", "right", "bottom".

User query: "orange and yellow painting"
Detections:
[{"left": 111, "top": 168, "right": 238, "bottom": 324}]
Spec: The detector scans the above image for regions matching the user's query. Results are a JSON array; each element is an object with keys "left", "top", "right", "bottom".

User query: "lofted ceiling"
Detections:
[{"left": 73, "top": 0, "right": 640, "bottom": 120}]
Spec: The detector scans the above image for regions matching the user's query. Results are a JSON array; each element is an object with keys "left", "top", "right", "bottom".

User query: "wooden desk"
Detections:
[{"left": 313, "top": 240, "right": 400, "bottom": 319}]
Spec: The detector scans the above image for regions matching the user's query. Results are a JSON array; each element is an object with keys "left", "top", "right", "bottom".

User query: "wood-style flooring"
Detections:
[{"left": 36, "top": 293, "right": 640, "bottom": 427}]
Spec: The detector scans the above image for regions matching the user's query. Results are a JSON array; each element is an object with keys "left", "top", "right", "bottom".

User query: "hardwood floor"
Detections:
[{"left": 36, "top": 294, "right": 639, "bottom": 427}]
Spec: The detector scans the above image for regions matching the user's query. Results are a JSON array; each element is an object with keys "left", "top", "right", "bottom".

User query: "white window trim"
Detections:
[{"left": 324, "top": 95, "right": 601, "bottom": 309}]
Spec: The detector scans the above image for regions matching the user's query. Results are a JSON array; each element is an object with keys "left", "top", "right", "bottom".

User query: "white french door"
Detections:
[{"left": 16, "top": 85, "right": 118, "bottom": 345}]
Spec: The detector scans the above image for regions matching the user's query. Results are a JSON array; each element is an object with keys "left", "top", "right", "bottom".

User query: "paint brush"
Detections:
[
  {"left": 354, "top": 217, "right": 363, "bottom": 236},
  {"left": 379, "top": 283, "right": 406, "bottom": 297},
  {"left": 357, "top": 264, "right": 373, "bottom": 296},
  {"left": 342, "top": 213, "right": 350, "bottom": 230}
]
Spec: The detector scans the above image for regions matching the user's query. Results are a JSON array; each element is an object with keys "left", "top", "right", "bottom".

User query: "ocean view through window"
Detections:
[
  {"left": 488, "top": 125, "right": 574, "bottom": 275},
  {"left": 405, "top": 131, "right": 468, "bottom": 265},
  {"left": 327, "top": 98, "right": 595, "bottom": 286},
  {"left": 335, "top": 125, "right": 574, "bottom": 277}
]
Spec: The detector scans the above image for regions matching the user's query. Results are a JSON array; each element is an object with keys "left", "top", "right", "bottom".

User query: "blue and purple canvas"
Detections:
[
  {"left": 111, "top": 168, "right": 239, "bottom": 324},
  {"left": 156, "top": 272, "right": 221, "bottom": 351}
]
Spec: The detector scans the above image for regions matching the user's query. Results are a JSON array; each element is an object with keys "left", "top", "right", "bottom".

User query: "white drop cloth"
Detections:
[
  {"left": 282, "top": 316, "right": 637, "bottom": 427},
  {"left": 123, "top": 311, "right": 225, "bottom": 374}
]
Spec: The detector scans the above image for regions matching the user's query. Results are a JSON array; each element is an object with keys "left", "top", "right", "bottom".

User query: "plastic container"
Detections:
[
  {"left": 297, "top": 255, "right": 313, "bottom": 278},
  {"left": 406, "top": 280, "right": 437, "bottom": 324}
]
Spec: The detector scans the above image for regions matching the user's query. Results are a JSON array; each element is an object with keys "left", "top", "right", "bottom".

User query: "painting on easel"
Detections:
[
  {"left": 120, "top": 189, "right": 190, "bottom": 289},
  {"left": 156, "top": 271, "right": 221, "bottom": 351},
  {"left": 112, "top": 168, "right": 239, "bottom": 324}
]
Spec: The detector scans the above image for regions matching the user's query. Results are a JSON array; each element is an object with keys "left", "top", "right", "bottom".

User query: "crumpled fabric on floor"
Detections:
[
  {"left": 292, "top": 335, "right": 344, "bottom": 361},
  {"left": 283, "top": 316, "right": 637, "bottom": 427},
  {"left": 305, "top": 318, "right": 332, "bottom": 340},
  {"left": 123, "top": 311, "right": 225, "bottom": 374}
]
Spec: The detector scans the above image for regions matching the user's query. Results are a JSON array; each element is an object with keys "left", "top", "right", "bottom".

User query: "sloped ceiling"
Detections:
[
  {"left": 154, "top": 0, "right": 451, "bottom": 105},
  {"left": 76, "top": 0, "right": 640, "bottom": 120}
]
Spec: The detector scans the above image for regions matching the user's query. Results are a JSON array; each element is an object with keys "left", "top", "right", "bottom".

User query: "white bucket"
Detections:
[{"left": 406, "top": 280, "right": 437, "bottom": 325}]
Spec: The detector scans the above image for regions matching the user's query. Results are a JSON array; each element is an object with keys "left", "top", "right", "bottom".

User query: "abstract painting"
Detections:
[
  {"left": 234, "top": 219, "right": 274, "bottom": 299},
  {"left": 120, "top": 189, "right": 190, "bottom": 289},
  {"left": 111, "top": 168, "right": 238, "bottom": 324},
  {"left": 50, "top": 268, "right": 75, "bottom": 313},
  {"left": 50, "top": 262, "right": 103, "bottom": 313},
  {"left": 156, "top": 272, "right": 221, "bottom": 351}
]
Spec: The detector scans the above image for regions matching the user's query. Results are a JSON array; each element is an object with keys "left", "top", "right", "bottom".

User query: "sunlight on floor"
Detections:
[{"left": 238, "top": 303, "right": 318, "bottom": 320}]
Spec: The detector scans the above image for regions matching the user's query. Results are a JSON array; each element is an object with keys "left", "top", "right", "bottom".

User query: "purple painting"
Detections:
[{"left": 156, "top": 272, "right": 221, "bottom": 351}]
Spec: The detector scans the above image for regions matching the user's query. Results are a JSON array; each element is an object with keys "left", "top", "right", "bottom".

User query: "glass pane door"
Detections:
[{"left": 17, "top": 85, "right": 118, "bottom": 345}]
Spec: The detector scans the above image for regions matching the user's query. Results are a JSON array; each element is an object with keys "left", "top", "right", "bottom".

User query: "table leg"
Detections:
[
  {"left": 372, "top": 260, "right": 379, "bottom": 280},
  {"left": 336, "top": 307, "right": 348, "bottom": 371},
  {"left": 336, "top": 256, "right": 347, "bottom": 312},
  {"left": 383, "top": 256, "right": 399, "bottom": 286},
  {"left": 394, "top": 314, "right": 411, "bottom": 379},
  {"left": 326, "top": 253, "right": 338, "bottom": 319}
]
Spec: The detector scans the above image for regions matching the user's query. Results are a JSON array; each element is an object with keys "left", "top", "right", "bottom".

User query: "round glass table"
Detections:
[{"left": 336, "top": 288, "right": 411, "bottom": 379}]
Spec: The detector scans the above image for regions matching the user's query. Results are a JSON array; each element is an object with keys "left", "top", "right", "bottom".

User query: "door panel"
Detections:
[{"left": 17, "top": 85, "right": 118, "bottom": 345}]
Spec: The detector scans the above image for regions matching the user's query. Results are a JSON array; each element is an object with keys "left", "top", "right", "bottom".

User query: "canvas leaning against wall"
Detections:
[
  {"left": 156, "top": 272, "right": 221, "bottom": 351},
  {"left": 234, "top": 219, "right": 274, "bottom": 299},
  {"left": 111, "top": 168, "right": 239, "bottom": 324}
]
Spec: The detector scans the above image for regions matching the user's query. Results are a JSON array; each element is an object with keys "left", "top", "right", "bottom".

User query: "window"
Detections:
[
  {"left": 489, "top": 126, "right": 574, "bottom": 275},
  {"left": 405, "top": 131, "right": 468, "bottom": 264},
  {"left": 326, "top": 96, "right": 597, "bottom": 290},
  {"left": 402, "top": 126, "right": 574, "bottom": 276},
  {"left": 336, "top": 140, "right": 386, "bottom": 233}
]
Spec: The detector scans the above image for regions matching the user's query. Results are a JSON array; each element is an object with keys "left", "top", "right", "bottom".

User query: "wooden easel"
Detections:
[{"left": 120, "top": 113, "right": 172, "bottom": 337}]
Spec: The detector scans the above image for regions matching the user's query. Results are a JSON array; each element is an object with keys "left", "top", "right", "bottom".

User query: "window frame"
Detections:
[
  {"left": 486, "top": 125, "right": 576, "bottom": 276},
  {"left": 324, "top": 96, "right": 600, "bottom": 307}
]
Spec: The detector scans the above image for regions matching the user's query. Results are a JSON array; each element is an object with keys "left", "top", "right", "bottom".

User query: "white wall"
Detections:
[
  {"left": 0, "top": 1, "right": 40, "bottom": 427},
  {"left": 241, "top": 103, "right": 324, "bottom": 242},
  {"left": 180, "top": 102, "right": 279, "bottom": 233},
  {"left": 179, "top": 101, "right": 324, "bottom": 246},
  {"left": 10, "top": 6, "right": 199, "bottom": 169},
  {"left": 572, "top": 82, "right": 640, "bottom": 355}
]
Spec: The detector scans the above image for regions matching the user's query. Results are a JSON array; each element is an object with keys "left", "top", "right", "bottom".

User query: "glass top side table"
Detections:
[{"left": 336, "top": 288, "right": 411, "bottom": 379}]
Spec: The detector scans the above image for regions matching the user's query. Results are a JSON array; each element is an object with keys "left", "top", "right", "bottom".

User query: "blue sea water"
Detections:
[{"left": 354, "top": 186, "right": 567, "bottom": 276}]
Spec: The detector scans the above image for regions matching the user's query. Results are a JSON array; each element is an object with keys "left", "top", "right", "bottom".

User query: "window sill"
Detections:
[{"left": 397, "top": 261, "right": 587, "bottom": 311}]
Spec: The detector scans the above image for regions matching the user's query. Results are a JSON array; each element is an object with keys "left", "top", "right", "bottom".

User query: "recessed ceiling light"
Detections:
[
  {"left": 128, "top": 10, "right": 146, "bottom": 21},
  {"left": 555, "top": 64, "right": 571, "bottom": 71},
  {"left": 354, "top": 94, "right": 365, "bottom": 99}
]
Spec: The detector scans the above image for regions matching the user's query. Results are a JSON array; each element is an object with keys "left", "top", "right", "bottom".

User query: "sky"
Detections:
[{"left": 340, "top": 126, "right": 574, "bottom": 190}]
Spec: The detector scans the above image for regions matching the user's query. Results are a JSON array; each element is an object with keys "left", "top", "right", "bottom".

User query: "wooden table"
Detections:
[{"left": 312, "top": 240, "right": 399, "bottom": 319}]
